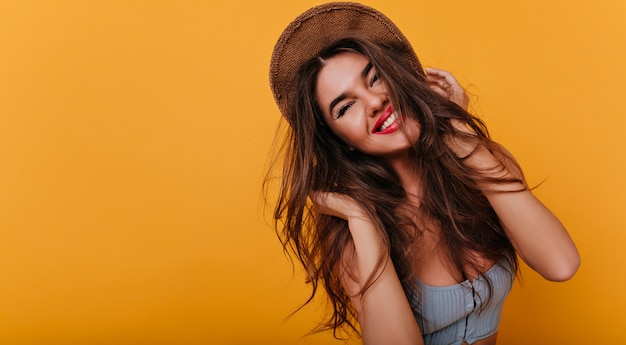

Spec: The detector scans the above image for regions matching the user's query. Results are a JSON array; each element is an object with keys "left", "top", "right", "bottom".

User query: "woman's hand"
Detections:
[
  {"left": 310, "top": 192, "right": 424, "bottom": 345},
  {"left": 426, "top": 68, "right": 469, "bottom": 111},
  {"left": 426, "top": 68, "right": 478, "bottom": 158},
  {"left": 309, "top": 191, "right": 383, "bottom": 255},
  {"left": 309, "top": 191, "right": 367, "bottom": 221}
]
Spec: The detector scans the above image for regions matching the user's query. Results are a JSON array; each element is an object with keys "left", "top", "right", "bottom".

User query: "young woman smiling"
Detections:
[{"left": 266, "top": 3, "right": 580, "bottom": 345}]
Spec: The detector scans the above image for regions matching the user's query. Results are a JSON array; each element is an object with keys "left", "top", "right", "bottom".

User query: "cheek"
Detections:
[
  {"left": 329, "top": 123, "right": 362, "bottom": 148},
  {"left": 337, "top": 129, "right": 360, "bottom": 147}
]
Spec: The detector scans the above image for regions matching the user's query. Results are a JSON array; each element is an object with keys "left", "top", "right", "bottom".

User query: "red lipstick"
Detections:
[{"left": 372, "top": 106, "right": 401, "bottom": 134}]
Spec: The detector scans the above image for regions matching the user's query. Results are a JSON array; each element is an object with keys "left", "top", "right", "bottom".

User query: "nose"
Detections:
[{"left": 364, "top": 90, "right": 385, "bottom": 117}]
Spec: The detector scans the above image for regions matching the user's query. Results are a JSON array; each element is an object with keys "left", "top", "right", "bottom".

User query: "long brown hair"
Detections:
[{"left": 265, "top": 36, "right": 521, "bottom": 338}]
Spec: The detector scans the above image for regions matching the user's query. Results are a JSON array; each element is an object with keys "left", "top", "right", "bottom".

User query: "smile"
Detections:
[
  {"left": 372, "top": 106, "right": 401, "bottom": 134},
  {"left": 379, "top": 112, "right": 398, "bottom": 131}
]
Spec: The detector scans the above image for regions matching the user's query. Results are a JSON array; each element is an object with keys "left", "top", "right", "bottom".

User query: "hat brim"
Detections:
[{"left": 269, "top": 2, "right": 423, "bottom": 116}]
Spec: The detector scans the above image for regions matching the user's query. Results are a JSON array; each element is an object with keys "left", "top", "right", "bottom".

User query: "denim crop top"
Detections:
[{"left": 411, "top": 258, "right": 514, "bottom": 345}]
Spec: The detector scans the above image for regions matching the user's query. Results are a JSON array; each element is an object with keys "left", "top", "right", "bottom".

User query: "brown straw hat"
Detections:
[{"left": 269, "top": 2, "right": 424, "bottom": 118}]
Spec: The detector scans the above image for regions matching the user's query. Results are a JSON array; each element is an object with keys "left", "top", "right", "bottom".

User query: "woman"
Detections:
[{"left": 266, "top": 3, "right": 580, "bottom": 345}]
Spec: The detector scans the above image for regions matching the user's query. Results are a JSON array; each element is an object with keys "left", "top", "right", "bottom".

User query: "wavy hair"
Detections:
[{"left": 265, "top": 36, "right": 521, "bottom": 338}]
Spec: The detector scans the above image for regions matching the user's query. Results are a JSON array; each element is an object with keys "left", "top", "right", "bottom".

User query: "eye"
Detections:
[
  {"left": 336, "top": 101, "right": 354, "bottom": 119},
  {"left": 370, "top": 72, "right": 380, "bottom": 87}
]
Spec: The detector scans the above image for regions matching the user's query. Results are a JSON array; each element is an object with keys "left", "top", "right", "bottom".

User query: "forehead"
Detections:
[{"left": 315, "top": 52, "right": 370, "bottom": 103}]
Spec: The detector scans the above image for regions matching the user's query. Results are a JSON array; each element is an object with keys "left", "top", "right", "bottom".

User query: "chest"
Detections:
[
  {"left": 412, "top": 258, "right": 513, "bottom": 344},
  {"left": 410, "top": 218, "right": 494, "bottom": 287}
]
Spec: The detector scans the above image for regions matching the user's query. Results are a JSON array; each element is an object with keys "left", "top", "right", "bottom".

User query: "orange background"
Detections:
[{"left": 0, "top": 0, "right": 624, "bottom": 344}]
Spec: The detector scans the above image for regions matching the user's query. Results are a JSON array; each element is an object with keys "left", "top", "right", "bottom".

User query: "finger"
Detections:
[
  {"left": 428, "top": 82, "right": 449, "bottom": 98},
  {"left": 426, "top": 75, "right": 447, "bottom": 88},
  {"left": 425, "top": 67, "right": 446, "bottom": 75},
  {"left": 427, "top": 75, "right": 454, "bottom": 93},
  {"left": 309, "top": 191, "right": 347, "bottom": 218},
  {"left": 310, "top": 190, "right": 334, "bottom": 205},
  {"left": 441, "top": 74, "right": 460, "bottom": 90},
  {"left": 426, "top": 68, "right": 461, "bottom": 88},
  {"left": 427, "top": 75, "right": 450, "bottom": 91},
  {"left": 425, "top": 71, "right": 446, "bottom": 83},
  {"left": 425, "top": 68, "right": 454, "bottom": 81},
  {"left": 427, "top": 68, "right": 469, "bottom": 109},
  {"left": 426, "top": 67, "right": 453, "bottom": 78}
]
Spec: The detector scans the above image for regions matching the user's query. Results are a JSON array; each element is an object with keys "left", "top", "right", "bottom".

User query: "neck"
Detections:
[{"left": 386, "top": 151, "right": 423, "bottom": 203}]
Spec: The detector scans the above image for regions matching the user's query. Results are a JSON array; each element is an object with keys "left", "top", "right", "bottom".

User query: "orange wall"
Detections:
[{"left": 0, "top": 1, "right": 624, "bottom": 344}]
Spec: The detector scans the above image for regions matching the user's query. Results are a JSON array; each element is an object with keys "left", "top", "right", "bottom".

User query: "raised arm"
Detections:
[
  {"left": 464, "top": 143, "right": 580, "bottom": 281},
  {"left": 310, "top": 192, "right": 424, "bottom": 345},
  {"left": 428, "top": 68, "right": 580, "bottom": 281}
]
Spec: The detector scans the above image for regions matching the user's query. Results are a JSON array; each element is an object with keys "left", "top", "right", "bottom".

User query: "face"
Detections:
[{"left": 315, "top": 52, "right": 419, "bottom": 158}]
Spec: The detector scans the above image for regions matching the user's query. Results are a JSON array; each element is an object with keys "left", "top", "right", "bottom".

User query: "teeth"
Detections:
[{"left": 379, "top": 112, "right": 397, "bottom": 131}]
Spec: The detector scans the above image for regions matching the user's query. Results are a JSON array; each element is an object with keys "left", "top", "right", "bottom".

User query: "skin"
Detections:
[
  {"left": 312, "top": 52, "right": 580, "bottom": 345},
  {"left": 315, "top": 52, "right": 420, "bottom": 159}
]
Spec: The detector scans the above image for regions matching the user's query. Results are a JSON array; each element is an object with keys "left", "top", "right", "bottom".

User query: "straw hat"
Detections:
[{"left": 269, "top": 2, "right": 424, "bottom": 117}]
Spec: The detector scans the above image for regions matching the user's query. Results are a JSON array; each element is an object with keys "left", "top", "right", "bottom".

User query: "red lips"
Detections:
[{"left": 372, "top": 106, "right": 400, "bottom": 134}]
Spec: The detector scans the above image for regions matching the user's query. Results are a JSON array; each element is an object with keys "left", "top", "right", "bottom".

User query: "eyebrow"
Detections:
[{"left": 328, "top": 62, "right": 374, "bottom": 116}]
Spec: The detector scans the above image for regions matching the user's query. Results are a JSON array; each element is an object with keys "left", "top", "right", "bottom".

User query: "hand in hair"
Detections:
[
  {"left": 425, "top": 68, "right": 469, "bottom": 110},
  {"left": 309, "top": 191, "right": 368, "bottom": 221},
  {"left": 425, "top": 68, "right": 482, "bottom": 159},
  {"left": 309, "top": 190, "right": 424, "bottom": 345}
]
